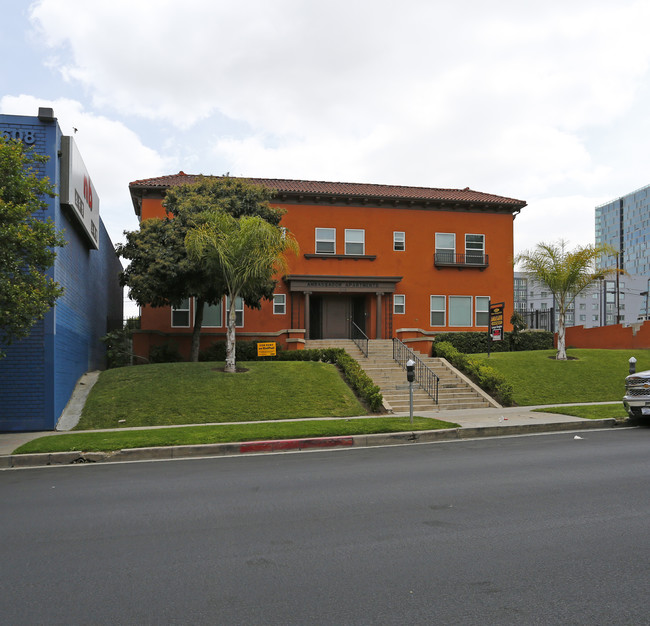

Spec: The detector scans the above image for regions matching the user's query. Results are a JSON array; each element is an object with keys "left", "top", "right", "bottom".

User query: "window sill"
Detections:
[{"left": 304, "top": 254, "right": 377, "bottom": 261}]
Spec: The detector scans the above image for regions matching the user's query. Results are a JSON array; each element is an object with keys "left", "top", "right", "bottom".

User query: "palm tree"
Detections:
[
  {"left": 185, "top": 211, "right": 298, "bottom": 372},
  {"left": 516, "top": 240, "right": 615, "bottom": 360}
]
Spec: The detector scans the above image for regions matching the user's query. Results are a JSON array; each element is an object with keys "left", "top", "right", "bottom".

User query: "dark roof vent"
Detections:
[{"left": 38, "top": 107, "right": 55, "bottom": 122}]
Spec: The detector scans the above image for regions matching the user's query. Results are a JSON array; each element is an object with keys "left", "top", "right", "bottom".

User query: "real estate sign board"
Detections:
[{"left": 489, "top": 301, "right": 504, "bottom": 341}]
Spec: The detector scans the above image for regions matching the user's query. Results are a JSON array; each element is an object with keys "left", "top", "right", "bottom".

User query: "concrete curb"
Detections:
[{"left": 0, "top": 419, "right": 620, "bottom": 469}]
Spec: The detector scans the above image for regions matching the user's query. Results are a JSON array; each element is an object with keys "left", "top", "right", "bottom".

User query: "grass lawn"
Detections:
[
  {"left": 77, "top": 361, "right": 366, "bottom": 430},
  {"left": 472, "top": 349, "right": 650, "bottom": 406},
  {"left": 15, "top": 417, "right": 460, "bottom": 454},
  {"left": 533, "top": 403, "right": 627, "bottom": 420}
]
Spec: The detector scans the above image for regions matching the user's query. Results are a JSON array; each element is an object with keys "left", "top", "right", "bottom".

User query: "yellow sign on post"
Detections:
[{"left": 257, "top": 342, "right": 277, "bottom": 357}]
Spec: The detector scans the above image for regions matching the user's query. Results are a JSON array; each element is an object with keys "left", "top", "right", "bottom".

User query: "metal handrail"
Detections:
[
  {"left": 434, "top": 252, "right": 489, "bottom": 267},
  {"left": 351, "top": 321, "right": 369, "bottom": 357},
  {"left": 392, "top": 337, "right": 439, "bottom": 404}
]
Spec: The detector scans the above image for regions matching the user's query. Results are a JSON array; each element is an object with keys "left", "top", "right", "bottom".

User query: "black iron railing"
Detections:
[
  {"left": 351, "top": 321, "right": 369, "bottom": 357},
  {"left": 392, "top": 338, "right": 439, "bottom": 404},
  {"left": 434, "top": 252, "right": 489, "bottom": 268},
  {"left": 524, "top": 307, "right": 555, "bottom": 332}
]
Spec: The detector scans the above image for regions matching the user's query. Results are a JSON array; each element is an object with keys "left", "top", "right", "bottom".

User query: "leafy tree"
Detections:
[
  {"left": 516, "top": 240, "right": 614, "bottom": 360},
  {"left": 186, "top": 211, "right": 298, "bottom": 373},
  {"left": 0, "top": 137, "right": 66, "bottom": 357},
  {"left": 117, "top": 177, "right": 286, "bottom": 362}
]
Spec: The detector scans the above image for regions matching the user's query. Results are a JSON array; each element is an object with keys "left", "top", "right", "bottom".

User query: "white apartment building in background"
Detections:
[
  {"left": 514, "top": 271, "right": 647, "bottom": 330},
  {"left": 515, "top": 182, "right": 650, "bottom": 330}
]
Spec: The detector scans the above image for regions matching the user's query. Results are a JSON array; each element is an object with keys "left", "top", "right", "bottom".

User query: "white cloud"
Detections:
[
  {"left": 514, "top": 195, "right": 608, "bottom": 259},
  {"left": 0, "top": 94, "right": 170, "bottom": 245},
  {"left": 23, "top": 0, "right": 650, "bottom": 253}
]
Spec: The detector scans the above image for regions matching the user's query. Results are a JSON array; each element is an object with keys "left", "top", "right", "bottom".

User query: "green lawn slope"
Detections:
[
  {"left": 76, "top": 361, "right": 367, "bottom": 429},
  {"left": 472, "top": 348, "right": 650, "bottom": 405}
]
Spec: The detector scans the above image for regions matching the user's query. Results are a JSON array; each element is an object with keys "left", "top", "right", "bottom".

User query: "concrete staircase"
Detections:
[{"left": 304, "top": 339, "right": 497, "bottom": 412}]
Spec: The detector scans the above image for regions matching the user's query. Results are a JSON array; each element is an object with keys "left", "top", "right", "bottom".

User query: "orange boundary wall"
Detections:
[{"left": 561, "top": 322, "right": 650, "bottom": 350}]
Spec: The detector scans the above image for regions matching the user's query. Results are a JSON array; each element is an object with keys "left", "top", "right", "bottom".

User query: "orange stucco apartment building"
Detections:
[{"left": 128, "top": 174, "right": 526, "bottom": 360}]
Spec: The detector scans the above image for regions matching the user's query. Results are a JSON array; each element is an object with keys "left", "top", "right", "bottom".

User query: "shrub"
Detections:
[
  {"left": 100, "top": 325, "right": 133, "bottom": 369},
  {"left": 149, "top": 341, "right": 183, "bottom": 363},
  {"left": 433, "top": 341, "right": 514, "bottom": 406},
  {"left": 199, "top": 340, "right": 287, "bottom": 362},
  {"left": 432, "top": 331, "right": 553, "bottom": 354},
  {"left": 335, "top": 350, "right": 384, "bottom": 412}
]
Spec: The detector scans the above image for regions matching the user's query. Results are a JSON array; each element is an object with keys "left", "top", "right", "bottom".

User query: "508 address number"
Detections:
[{"left": 1, "top": 129, "right": 36, "bottom": 144}]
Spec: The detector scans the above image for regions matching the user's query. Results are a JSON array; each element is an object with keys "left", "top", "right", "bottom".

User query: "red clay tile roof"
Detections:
[{"left": 129, "top": 173, "right": 526, "bottom": 214}]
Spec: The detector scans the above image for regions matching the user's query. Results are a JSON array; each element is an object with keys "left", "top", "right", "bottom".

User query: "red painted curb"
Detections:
[{"left": 240, "top": 436, "right": 355, "bottom": 454}]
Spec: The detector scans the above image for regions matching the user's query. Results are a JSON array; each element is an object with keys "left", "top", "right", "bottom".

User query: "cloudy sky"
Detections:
[{"left": 3, "top": 0, "right": 650, "bottom": 261}]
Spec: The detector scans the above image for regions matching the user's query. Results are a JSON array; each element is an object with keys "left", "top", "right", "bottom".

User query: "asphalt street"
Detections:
[{"left": 1, "top": 428, "right": 649, "bottom": 625}]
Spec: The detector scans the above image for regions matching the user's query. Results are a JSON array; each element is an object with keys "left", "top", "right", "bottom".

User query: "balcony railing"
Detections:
[{"left": 434, "top": 252, "right": 489, "bottom": 269}]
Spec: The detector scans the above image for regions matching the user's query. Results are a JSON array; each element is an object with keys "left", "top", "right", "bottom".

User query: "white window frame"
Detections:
[
  {"left": 449, "top": 295, "right": 472, "bottom": 327},
  {"left": 393, "top": 294, "right": 405, "bottom": 315},
  {"left": 273, "top": 293, "right": 286, "bottom": 315},
  {"left": 393, "top": 231, "right": 405, "bottom": 251},
  {"left": 430, "top": 295, "right": 446, "bottom": 327},
  {"left": 475, "top": 296, "right": 489, "bottom": 327},
  {"left": 225, "top": 296, "right": 244, "bottom": 328},
  {"left": 315, "top": 228, "right": 336, "bottom": 254},
  {"left": 200, "top": 299, "right": 223, "bottom": 328},
  {"left": 345, "top": 229, "right": 365, "bottom": 255},
  {"left": 171, "top": 298, "right": 191, "bottom": 328},
  {"left": 435, "top": 233, "right": 456, "bottom": 262}
]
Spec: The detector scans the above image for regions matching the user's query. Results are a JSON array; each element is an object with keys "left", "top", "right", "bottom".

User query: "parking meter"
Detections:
[
  {"left": 629, "top": 357, "right": 637, "bottom": 375},
  {"left": 406, "top": 359, "right": 415, "bottom": 382},
  {"left": 406, "top": 359, "right": 415, "bottom": 424}
]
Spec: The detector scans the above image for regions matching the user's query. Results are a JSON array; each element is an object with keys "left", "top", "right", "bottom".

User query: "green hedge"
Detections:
[
  {"left": 199, "top": 341, "right": 383, "bottom": 412},
  {"left": 198, "top": 339, "right": 287, "bottom": 362},
  {"left": 149, "top": 341, "right": 183, "bottom": 363},
  {"left": 433, "top": 341, "right": 514, "bottom": 406},
  {"left": 433, "top": 331, "right": 553, "bottom": 354}
]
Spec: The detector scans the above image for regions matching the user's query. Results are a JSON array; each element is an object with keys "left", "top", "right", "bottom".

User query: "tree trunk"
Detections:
[
  {"left": 556, "top": 309, "right": 567, "bottom": 360},
  {"left": 225, "top": 295, "right": 237, "bottom": 373},
  {"left": 190, "top": 297, "right": 204, "bottom": 362}
]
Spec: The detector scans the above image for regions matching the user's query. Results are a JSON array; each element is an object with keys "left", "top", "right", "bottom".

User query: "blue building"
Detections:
[{"left": 0, "top": 108, "right": 123, "bottom": 431}]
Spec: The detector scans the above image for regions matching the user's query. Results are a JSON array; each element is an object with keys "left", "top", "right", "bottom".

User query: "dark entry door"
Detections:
[
  {"left": 351, "top": 296, "right": 366, "bottom": 334},
  {"left": 322, "top": 295, "right": 350, "bottom": 338}
]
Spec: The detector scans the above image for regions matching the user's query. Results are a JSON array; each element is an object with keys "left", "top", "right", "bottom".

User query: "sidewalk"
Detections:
[{"left": 0, "top": 403, "right": 625, "bottom": 469}]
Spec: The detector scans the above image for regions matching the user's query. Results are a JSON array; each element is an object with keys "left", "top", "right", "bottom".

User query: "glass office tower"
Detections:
[{"left": 595, "top": 183, "right": 650, "bottom": 319}]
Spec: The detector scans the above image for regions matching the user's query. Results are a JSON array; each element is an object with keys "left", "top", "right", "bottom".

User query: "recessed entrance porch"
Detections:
[{"left": 285, "top": 275, "right": 402, "bottom": 340}]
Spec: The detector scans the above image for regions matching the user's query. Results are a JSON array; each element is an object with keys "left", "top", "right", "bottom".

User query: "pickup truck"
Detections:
[{"left": 623, "top": 369, "right": 650, "bottom": 418}]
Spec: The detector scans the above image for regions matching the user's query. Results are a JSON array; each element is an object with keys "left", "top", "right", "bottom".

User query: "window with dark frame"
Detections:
[{"left": 171, "top": 298, "right": 190, "bottom": 327}]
